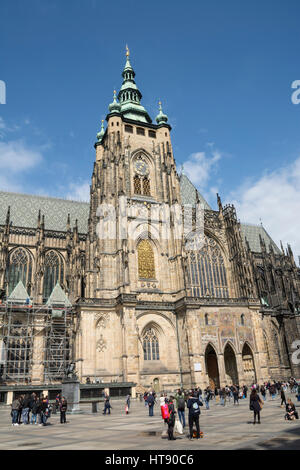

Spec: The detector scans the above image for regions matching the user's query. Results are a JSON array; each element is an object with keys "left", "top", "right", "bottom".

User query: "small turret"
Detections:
[
  {"left": 108, "top": 90, "right": 121, "bottom": 114},
  {"left": 156, "top": 100, "right": 168, "bottom": 125},
  {"left": 97, "top": 120, "right": 105, "bottom": 142}
]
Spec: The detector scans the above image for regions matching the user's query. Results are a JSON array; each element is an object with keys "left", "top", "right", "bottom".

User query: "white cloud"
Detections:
[
  {"left": 228, "top": 157, "right": 300, "bottom": 259},
  {"left": 0, "top": 140, "right": 43, "bottom": 191},
  {"left": 66, "top": 181, "right": 90, "bottom": 202},
  {"left": 183, "top": 148, "right": 222, "bottom": 190}
]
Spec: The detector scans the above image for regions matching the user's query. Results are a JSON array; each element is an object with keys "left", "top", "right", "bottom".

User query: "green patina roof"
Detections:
[
  {"left": 7, "top": 281, "right": 30, "bottom": 303},
  {"left": 46, "top": 282, "right": 72, "bottom": 307},
  {"left": 113, "top": 53, "right": 152, "bottom": 124}
]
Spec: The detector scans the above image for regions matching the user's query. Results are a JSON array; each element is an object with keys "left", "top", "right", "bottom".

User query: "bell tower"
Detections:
[{"left": 85, "top": 47, "right": 185, "bottom": 301}]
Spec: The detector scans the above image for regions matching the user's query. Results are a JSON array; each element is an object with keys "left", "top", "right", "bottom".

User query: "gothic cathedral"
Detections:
[{"left": 0, "top": 50, "right": 300, "bottom": 396}]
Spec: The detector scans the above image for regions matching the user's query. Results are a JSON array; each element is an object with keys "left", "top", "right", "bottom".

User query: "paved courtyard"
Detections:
[{"left": 1, "top": 393, "right": 300, "bottom": 450}]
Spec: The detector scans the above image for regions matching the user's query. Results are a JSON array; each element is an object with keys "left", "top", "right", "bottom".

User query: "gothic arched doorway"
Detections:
[
  {"left": 242, "top": 343, "right": 256, "bottom": 384},
  {"left": 153, "top": 378, "right": 160, "bottom": 394},
  {"left": 224, "top": 343, "right": 239, "bottom": 385},
  {"left": 205, "top": 344, "right": 220, "bottom": 389}
]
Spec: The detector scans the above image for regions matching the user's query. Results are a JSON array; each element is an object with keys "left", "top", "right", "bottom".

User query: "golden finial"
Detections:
[{"left": 126, "top": 44, "right": 130, "bottom": 57}]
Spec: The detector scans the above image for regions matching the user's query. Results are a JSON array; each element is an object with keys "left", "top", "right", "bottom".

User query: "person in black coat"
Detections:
[
  {"left": 60, "top": 397, "right": 68, "bottom": 423},
  {"left": 249, "top": 389, "right": 263, "bottom": 424},
  {"left": 187, "top": 391, "right": 203, "bottom": 439},
  {"left": 280, "top": 388, "right": 287, "bottom": 407},
  {"left": 167, "top": 396, "right": 176, "bottom": 440}
]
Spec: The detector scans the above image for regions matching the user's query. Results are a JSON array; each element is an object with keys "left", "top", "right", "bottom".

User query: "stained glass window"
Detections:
[
  {"left": 143, "top": 328, "right": 159, "bottom": 360},
  {"left": 7, "top": 248, "right": 32, "bottom": 295},
  {"left": 187, "top": 235, "right": 229, "bottom": 298},
  {"left": 138, "top": 240, "right": 155, "bottom": 279},
  {"left": 43, "top": 251, "right": 64, "bottom": 300}
]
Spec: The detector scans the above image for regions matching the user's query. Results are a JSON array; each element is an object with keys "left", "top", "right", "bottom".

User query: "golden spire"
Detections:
[{"left": 126, "top": 44, "right": 130, "bottom": 57}]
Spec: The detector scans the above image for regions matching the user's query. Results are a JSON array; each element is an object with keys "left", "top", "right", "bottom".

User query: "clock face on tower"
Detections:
[{"left": 135, "top": 159, "right": 149, "bottom": 176}]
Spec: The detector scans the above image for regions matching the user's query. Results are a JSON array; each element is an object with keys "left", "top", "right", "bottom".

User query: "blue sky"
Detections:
[{"left": 0, "top": 0, "right": 300, "bottom": 257}]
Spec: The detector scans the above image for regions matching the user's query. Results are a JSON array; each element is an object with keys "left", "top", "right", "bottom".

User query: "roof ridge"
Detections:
[{"left": 0, "top": 190, "right": 89, "bottom": 205}]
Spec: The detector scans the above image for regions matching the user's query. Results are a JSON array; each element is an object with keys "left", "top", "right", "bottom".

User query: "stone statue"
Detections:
[{"left": 64, "top": 361, "right": 77, "bottom": 379}]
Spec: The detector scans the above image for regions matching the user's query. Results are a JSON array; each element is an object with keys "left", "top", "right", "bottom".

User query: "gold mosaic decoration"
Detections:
[{"left": 138, "top": 240, "right": 155, "bottom": 279}]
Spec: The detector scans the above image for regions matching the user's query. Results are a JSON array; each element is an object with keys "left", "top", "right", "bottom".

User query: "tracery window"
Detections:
[
  {"left": 43, "top": 251, "right": 64, "bottom": 300},
  {"left": 143, "top": 328, "right": 159, "bottom": 361},
  {"left": 134, "top": 175, "right": 142, "bottom": 195},
  {"left": 7, "top": 248, "right": 32, "bottom": 295},
  {"left": 187, "top": 235, "right": 229, "bottom": 298},
  {"left": 138, "top": 240, "right": 155, "bottom": 279},
  {"left": 142, "top": 177, "right": 151, "bottom": 196}
]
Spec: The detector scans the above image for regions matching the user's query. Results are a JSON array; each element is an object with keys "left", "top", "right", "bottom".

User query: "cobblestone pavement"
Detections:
[{"left": 1, "top": 393, "right": 300, "bottom": 450}]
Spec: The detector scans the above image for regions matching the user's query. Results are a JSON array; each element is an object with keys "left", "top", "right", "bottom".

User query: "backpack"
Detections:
[{"left": 178, "top": 397, "right": 185, "bottom": 410}]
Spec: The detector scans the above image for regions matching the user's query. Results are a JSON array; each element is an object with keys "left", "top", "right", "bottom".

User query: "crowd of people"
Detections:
[
  {"left": 9, "top": 377, "right": 300, "bottom": 439},
  {"left": 10, "top": 393, "right": 68, "bottom": 426},
  {"left": 140, "top": 377, "right": 300, "bottom": 439}
]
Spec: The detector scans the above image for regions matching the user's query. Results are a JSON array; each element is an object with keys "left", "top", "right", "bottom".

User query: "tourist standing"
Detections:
[
  {"left": 103, "top": 395, "right": 112, "bottom": 415},
  {"left": 31, "top": 397, "right": 40, "bottom": 425},
  {"left": 280, "top": 387, "right": 287, "bottom": 407},
  {"left": 176, "top": 390, "right": 186, "bottom": 429},
  {"left": 167, "top": 396, "right": 176, "bottom": 441},
  {"left": 147, "top": 392, "right": 155, "bottom": 417},
  {"left": 60, "top": 397, "right": 68, "bottom": 423},
  {"left": 249, "top": 389, "right": 263, "bottom": 424},
  {"left": 187, "top": 391, "right": 203, "bottom": 440},
  {"left": 233, "top": 386, "right": 239, "bottom": 405},
  {"left": 11, "top": 397, "right": 21, "bottom": 426},
  {"left": 21, "top": 394, "right": 31, "bottom": 425}
]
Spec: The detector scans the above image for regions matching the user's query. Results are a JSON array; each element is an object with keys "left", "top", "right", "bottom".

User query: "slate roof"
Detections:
[
  {"left": 0, "top": 191, "right": 89, "bottom": 233},
  {"left": 241, "top": 223, "right": 281, "bottom": 255},
  {"left": 0, "top": 176, "right": 280, "bottom": 254},
  {"left": 180, "top": 174, "right": 212, "bottom": 209}
]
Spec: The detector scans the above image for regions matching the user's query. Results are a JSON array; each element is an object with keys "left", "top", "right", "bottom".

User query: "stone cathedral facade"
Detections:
[{"left": 0, "top": 51, "right": 300, "bottom": 394}]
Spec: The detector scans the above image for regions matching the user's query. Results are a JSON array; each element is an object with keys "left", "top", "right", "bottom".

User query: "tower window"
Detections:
[
  {"left": 136, "top": 127, "right": 145, "bottom": 136},
  {"left": 134, "top": 175, "right": 142, "bottom": 195},
  {"left": 125, "top": 125, "right": 133, "bottom": 133},
  {"left": 143, "top": 177, "right": 151, "bottom": 196},
  {"left": 148, "top": 130, "right": 156, "bottom": 138}
]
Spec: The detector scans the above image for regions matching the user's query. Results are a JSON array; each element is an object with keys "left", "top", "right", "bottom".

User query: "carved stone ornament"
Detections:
[
  {"left": 96, "top": 334, "right": 107, "bottom": 352},
  {"left": 95, "top": 312, "right": 109, "bottom": 329}
]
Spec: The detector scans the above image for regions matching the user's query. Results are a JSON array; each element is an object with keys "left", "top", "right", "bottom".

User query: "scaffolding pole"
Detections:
[{"left": 0, "top": 299, "right": 76, "bottom": 385}]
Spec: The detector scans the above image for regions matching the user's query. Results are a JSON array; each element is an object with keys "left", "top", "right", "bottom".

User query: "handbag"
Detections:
[{"left": 174, "top": 419, "right": 183, "bottom": 434}]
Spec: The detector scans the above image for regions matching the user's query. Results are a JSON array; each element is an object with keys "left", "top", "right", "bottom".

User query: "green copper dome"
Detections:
[
  {"left": 116, "top": 46, "right": 152, "bottom": 124},
  {"left": 108, "top": 90, "right": 121, "bottom": 114},
  {"left": 156, "top": 101, "right": 168, "bottom": 125},
  {"left": 96, "top": 120, "right": 105, "bottom": 142}
]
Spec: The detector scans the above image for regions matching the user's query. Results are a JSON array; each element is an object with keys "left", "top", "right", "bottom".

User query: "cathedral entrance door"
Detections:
[
  {"left": 153, "top": 378, "right": 160, "bottom": 394},
  {"left": 242, "top": 343, "right": 256, "bottom": 384},
  {"left": 205, "top": 344, "right": 220, "bottom": 389},
  {"left": 224, "top": 343, "right": 239, "bottom": 385}
]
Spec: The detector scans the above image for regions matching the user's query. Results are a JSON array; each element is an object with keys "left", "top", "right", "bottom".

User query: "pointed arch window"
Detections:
[
  {"left": 43, "top": 251, "right": 64, "bottom": 300},
  {"left": 7, "top": 248, "right": 32, "bottom": 295},
  {"left": 143, "top": 328, "right": 159, "bottom": 361},
  {"left": 138, "top": 240, "right": 155, "bottom": 279},
  {"left": 187, "top": 235, "right": 229, "bottom": 298}
]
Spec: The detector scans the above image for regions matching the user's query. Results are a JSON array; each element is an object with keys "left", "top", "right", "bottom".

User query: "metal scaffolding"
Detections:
[{"left": 0, "top": 299, "right": 75, "bottom": 384}]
